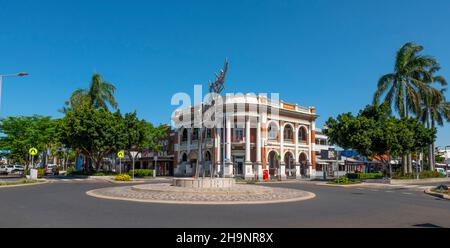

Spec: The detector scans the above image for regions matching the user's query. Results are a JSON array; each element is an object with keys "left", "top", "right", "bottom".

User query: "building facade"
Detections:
[{"left": 172, "top": 94, "right": 319, "bottom": 180}]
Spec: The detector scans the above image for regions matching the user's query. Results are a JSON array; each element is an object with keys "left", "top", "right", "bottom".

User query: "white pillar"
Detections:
[
  {"left": 256, "top": 118, "right": 263, "bottom": 179},
  {"left": 244, "top": 117, "right": 254, "bottom": 180},
  {"left": 216, "top": 128, "right": 221, "bottom": 174},
  {"left": 294, "top": 125, "right": 300, "bottom": 177},
  {"left": 280, "top": 123, "right": 286, "bottom": 180},
  {"left": 224, "top": 117, "right": 233, "bottom": 177},
  {"left": 245, "top": 118, "right": 251, "bottom": 163}
]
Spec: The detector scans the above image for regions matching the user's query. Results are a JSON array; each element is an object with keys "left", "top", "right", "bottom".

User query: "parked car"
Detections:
[
  {"left": 0, "top": 165, "right": 8, "bottom": 175},
  {"left": 6, "top": 165, "right": 25, "bottom": 174},
  {"left": 435, "top": 168, "right": 447, "bottom": 177},
  {"left": 45, "top": 164, "right": 59, "bottom": 176}
]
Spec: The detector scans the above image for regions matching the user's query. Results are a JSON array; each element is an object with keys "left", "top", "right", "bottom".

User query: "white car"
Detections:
[
  {"left": 6, "top": 165, "right": 25, "bottom": 174},
  {"left": 0, "top": 165, "right": 8, "bottom": 175}
]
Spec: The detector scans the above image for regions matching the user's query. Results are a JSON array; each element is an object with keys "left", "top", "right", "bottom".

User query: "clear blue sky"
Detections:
[{"left": 1, "top": 0, "right": 449, "bottom": 146}]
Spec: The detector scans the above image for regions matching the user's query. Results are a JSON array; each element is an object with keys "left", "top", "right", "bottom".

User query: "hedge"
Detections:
[
  {"left": 347, "top": 172, "right": 383, "bottom": 180},
  {"left": 128, "top": 169, "right": 153, "bottom": 177}
]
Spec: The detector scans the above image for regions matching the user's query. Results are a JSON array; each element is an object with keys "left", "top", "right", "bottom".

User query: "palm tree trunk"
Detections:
[{"left": 430, "top": 121, "right": 436, "bottom": 171}]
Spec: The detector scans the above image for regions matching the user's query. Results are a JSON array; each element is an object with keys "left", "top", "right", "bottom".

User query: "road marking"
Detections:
[
  {"left": 370, "top": 189, "right": 379, "bottom": 192},
  {"left": 402, "top": 192, "right": 413, "bottom": 195},
  {"left": 385, "top": 191, "right": 394, "bottom": 193}
]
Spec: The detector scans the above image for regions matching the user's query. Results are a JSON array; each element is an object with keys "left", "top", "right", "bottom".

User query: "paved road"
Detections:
[{"left": 0, "top": 180, "right": 449, "bottom": 228}]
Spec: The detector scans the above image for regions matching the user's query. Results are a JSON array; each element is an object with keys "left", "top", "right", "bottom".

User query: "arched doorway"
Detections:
[
  {"left": 204, "top": 151, "right": 212, "bottom": 177},
  {"left": 284, "top": 151, "right": 295, "bottom": 178},
  {"left": 188, "top": 151, "right": 198, "bottom": 177},
  {"left": 299, "top": 153, "right": 308, "bottom": 177},
  {"left": 268, "top": 151, "right": 279, "bottom": 178}
]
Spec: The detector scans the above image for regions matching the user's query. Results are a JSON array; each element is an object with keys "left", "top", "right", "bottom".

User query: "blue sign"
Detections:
[{"left": 0, "top": 150, "right": 11, "bottom": 154}]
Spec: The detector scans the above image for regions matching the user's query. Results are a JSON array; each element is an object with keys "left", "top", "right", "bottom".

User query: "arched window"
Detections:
[
  {"left": 299, "top": 127, "right": 308, "bottom": 143},
  {"left": 192, "top": 129, "right": 199, "bottom": 140},
  {"left": 181, "top": 129, "right": 188, "bottom": 142},
  {"left": 182, "top": 153, "right": 188, "bottom": 162},
  {"left": 205, "top": 151, "right": 211, "bottom": 162},
  {"left": 268, "top": 122, "right": 279, "bottom": 140},
  {"left": 284, "top": 125, "right": 293, "bottom": 142}
]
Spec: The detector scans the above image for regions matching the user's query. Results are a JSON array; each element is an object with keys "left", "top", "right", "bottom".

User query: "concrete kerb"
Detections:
[
  {"left": 0, "top": 180, "right": 48, "bottom": 189},
  {"left": 424, "top": 188, "right": 450, "bottom": 200},
  {"left": 315, "top": 182, "right": 363, "bottom": 188},
  {"left": 86, "top": 188, "right": 316, "bottom": 205}
]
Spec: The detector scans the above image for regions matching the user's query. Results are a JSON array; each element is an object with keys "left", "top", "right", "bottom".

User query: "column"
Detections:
[
  {"left": 244, "top": 117, "right": 254, "bottom": 180},
  {"left": 309, "top": 122, "right": 316, "bottom": 179},
  {"left": 256, "top": 117, "right": 263, "bottom": 180},
  {"left": 279, "top": 123, "right": 286, "bottom": 180},
  {"left": 294, "top": 125, "right": 301, "bottom": 177},
  {"left": 177, "top": 129, "right": 181, "bottom": 175},
  {"left": 216, "top": 128, "right": 221, "bottom": 175},
  {"left": 224, "top": 117, "right": 233, "bottom": 177},
  {"left": 186, "top": 128, "right": 192, "bottom": 175}
]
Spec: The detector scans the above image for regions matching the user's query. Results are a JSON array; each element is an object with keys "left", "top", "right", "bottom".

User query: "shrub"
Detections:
[
  {"left": 347, "top": 172, "right": 383, "bottom": 180},
  {"left": 128, "top": 169, "right": 153, "bottom": 178},
  {"left": 335, "top": 176, "right": 350, "bottom": 184},
  {"left": 419, "top": 170, "right": 445, "bottom": 179},
  {"left": 391, "top": 171, "right": 445, "bottom": 179},
  {"left": 92, "top": 172, "right": 106, "bottom": 176},
  {"left": 37, "top": 168, "right": 45, "bottom": 178},
  {"left": 67, "top": 167, "right": 84, "bottom": 176},
  {"left": 115, "top": 174, "right": 132, "bottom": 181}
]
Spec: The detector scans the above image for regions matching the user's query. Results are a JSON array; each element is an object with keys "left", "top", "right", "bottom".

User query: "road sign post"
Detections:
[
  {"left": 29, "top": 148, "right": 38, "bottom": 169},
  {"left": 117, "top": 151, "right": 124, "bottom": 174}
]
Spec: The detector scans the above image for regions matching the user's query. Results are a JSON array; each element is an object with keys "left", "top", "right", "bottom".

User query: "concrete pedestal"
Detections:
[
  {"left": 280, "top": 163, "right": 287, "bottom": 180},
  {"left": 173, "top": 178, "right": 236, "bottom": 188},
  {"left": 244, "top": 162, "right": 254, "bottom": 180},
  {"left": 223, "top": 162, "right": 234, "bottom": 178}
]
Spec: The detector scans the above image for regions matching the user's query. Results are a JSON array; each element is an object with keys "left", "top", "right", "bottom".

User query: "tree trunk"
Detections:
[
  {"left": 408, "top": 153, "right": 413, "bottom": 175},
  {"left": 402, "top": 154, "right": 407, "bottom": 175},
  {"left": 430, "top": 121, "right": 436, "bottom": 171}
]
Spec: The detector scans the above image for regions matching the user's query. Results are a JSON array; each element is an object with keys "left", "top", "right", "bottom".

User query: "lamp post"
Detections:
[{"left": 0, "top": 72, "right": 29, "bottom": 109}]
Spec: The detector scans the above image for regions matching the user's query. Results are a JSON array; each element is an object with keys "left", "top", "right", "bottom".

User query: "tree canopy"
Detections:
[
  {"left": 324, "top": 104, "right": 436, "bottom": 166},
  {"left": 0, "top": 115, "right": 58, "bottom": 166}
]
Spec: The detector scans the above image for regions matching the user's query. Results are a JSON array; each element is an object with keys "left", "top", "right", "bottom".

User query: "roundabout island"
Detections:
[{"left": 86, "top": 178, "right": 315, "bottom": 205}]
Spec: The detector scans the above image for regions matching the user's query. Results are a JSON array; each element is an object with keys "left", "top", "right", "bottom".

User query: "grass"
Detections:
[{"left": 0, "top": 179, "right": 40, "bottom": 186}]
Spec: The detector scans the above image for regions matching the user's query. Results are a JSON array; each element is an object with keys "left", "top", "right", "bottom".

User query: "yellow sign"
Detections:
[
  {"left": 117, "top": 151, "right": 125, "bottom": 158},
  {"left": 29, "top": 148, "right": 38, "bottom": 156}
]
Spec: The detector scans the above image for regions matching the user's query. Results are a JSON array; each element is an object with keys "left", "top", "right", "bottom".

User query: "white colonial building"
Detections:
[{"left": 172, "top": 94, "right": 319, "bottom": 180}]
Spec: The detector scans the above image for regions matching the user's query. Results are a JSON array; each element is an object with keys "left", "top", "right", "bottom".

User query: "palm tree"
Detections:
[
  {"left": 419, "top": 68, "right": 449, "bottom": 170},
  {"left": 61, "top": 73, "right": 118, "bottom": 112},
  {"left": 373, "top": 42, "right": 438, "bottom": 174}
]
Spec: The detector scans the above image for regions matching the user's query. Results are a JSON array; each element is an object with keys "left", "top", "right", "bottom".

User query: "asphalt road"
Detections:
[{"left": 0, "top": 180, "right": 449, "bottom": 228}]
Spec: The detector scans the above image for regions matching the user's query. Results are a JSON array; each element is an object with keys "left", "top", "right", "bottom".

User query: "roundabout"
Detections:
[{"left": 86, "top": 178, "right": 316, "bottom": 205}]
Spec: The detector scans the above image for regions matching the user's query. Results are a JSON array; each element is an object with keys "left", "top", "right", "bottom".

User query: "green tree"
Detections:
[
  {"left": 373, "top": 42, "right": 439, "bottom": 173},
  {"left": 0, "top": 116, "right": 58, "bottom": 169},
  {"left": 58, "top": 103, "right": 126, "bottom": 171},
  {"left": 324, "top": 105, "right": 435, "bottom": 176},
  {"left": 61, "top": 73, "right": 118, "bottom": 113},
  {"left": 122, "top": 112, "right": 168, "bottom": 172}
]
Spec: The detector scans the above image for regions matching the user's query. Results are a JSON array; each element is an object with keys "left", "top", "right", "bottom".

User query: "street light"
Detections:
[{"left": 0, "top": 72, "right": 29, "bottom": 109}]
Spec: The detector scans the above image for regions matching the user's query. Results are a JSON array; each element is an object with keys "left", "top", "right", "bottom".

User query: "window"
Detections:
[
  {"left": 206, "top": 129, "right": 212, "bottom": 139},
  {"left": 268, "top": 122, "right": 279, "bottom": 140},
  {"left": 192, "top": 129, "right": 199, "bottom": 140},
  {"left": 299, "top": 127, "right": 308, "bottom": 143},
  {"left": 234, "top": 128, "right": 244, "bottom": 142},
  {"left": 284, "top": 125, "right": 293, "bottom": 142},
  {"left": 181, "top": 129, "right": 188, "bottom": 142}
]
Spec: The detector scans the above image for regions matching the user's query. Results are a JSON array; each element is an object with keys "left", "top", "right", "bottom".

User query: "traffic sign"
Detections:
[
  {"left": 29, "top": 148, "right": 38, "bottom": 156},
  {"left": 117, "top": 151, "right": 125, "bottom": 158}
]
